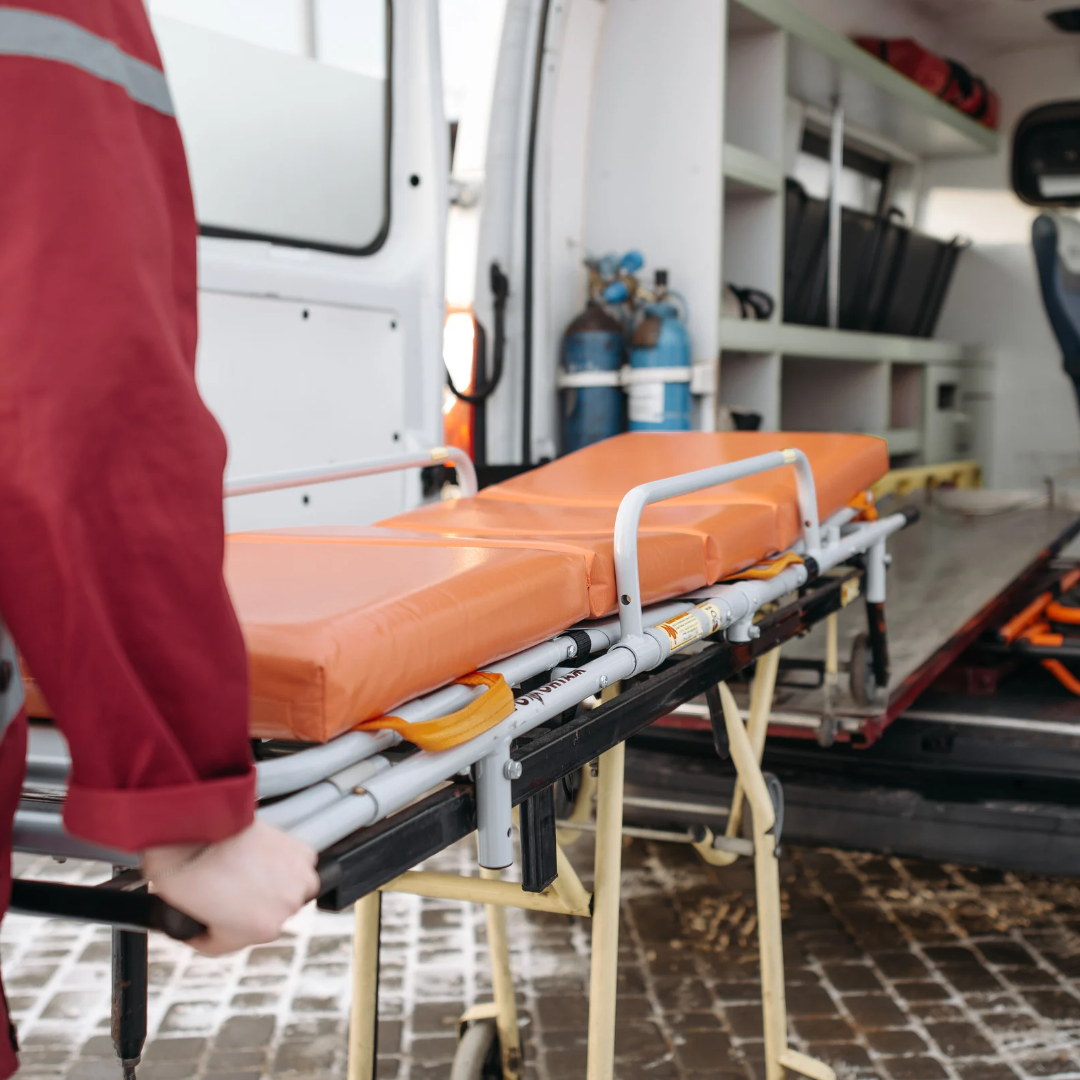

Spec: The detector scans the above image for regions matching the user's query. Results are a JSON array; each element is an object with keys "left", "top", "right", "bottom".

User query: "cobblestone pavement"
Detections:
[{"left": 11, "top": 838, "right": 1080, "bottom": 1080}]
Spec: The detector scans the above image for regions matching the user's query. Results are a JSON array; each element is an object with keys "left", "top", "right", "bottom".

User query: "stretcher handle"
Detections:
[
  {"left": 224, "top": 447, "right": 478, "bottom": 500},
  {"left": 9, "top": 879, "right": 206, "bottom": 941},
  {"left": 10, "top": 860, "right": 343, "bottom": 942}
]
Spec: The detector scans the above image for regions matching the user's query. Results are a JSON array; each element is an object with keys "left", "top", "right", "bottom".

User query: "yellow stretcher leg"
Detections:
[
  {"left": 481, "top": 867, "right": 524, "bottom": 1080},
  {"left": 347, "top": 891, "right": 382, "bottom": 1080},
  {"left": 717, "top": 681, "right": 836, "bottom": 1080},
  {"left": 586, "top": 683, "right": 626, "bottom": 1080}
]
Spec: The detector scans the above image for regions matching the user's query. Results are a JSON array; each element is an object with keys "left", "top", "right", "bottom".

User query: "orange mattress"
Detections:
[{"left": 24, "top": 432, "right": 889, "bottom": 743}]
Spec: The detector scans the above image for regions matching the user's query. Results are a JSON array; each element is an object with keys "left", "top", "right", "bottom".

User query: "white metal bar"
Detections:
[
  {"left": 256, "top": 730, "right": 400, "bottom": 800},
  {"left": 225, "top": 447, "right": 479, "bottom": 500},
  {"left": 902, "top": 710, "right": 1080, "bottom": 738},
  {"left": 613, "top": 449, "right": 822, "bottom": 642},
  {"left": 827, "top": 103, "right": 844, "bottom": 330}
]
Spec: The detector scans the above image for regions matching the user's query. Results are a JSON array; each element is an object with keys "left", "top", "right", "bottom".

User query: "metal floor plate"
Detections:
[{"left": 776, "top": 503, "right": 1080, "bottom": 723}]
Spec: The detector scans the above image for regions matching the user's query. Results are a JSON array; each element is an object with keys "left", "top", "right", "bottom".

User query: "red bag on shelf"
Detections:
[{"left": 853, "top": 37, "right": 999, "bottom": 130}]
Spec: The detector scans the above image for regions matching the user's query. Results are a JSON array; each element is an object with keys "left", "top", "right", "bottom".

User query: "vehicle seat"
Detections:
[{"left": 1032, "top": 211, "right": 1080, "bottom": 410}]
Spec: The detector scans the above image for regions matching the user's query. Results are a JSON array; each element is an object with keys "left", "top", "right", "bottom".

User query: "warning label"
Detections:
[{"left": 658, "top": 603, "right": 724, "bottom": 653}]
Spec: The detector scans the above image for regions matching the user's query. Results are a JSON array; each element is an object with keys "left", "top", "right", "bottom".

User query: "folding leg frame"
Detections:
[{"left": 343, "top": 668, "right": 834, "bottom": 1080}]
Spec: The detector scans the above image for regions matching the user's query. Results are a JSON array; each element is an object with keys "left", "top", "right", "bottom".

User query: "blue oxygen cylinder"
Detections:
[
  {"left": 560, "top": 302, "right": 625, "bottom": 452},
  {"left": 628, "top": 272, "right": 691, "bottom": 431}
]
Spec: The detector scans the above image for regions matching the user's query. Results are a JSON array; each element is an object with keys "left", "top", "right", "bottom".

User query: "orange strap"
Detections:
[
  {"left": 848, "top": 491, "right": 878, "bottom": 522},
  {"left": 1019, "top": 621, "right": 1064, "bottom": 648},
  {"left": 998, "top": 592, "right": 1053, "bottom": 644},
  {"left": 1047, "top": 598, "right": 1080, "bottom": 626},
  {"left": 357, "top": 671, "right": 515, "bottom": 751},
  {"left": 1043, "top": 659, "right": 1080, "bottom": 697},
  {"left": 724, "top": 551, "right": 804, "bottom": 581}
]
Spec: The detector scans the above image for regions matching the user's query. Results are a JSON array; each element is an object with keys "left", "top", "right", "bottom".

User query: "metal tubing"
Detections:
[
  {"left": 481, "top": 867, "right": 524, "bottom": 1080},
  {"left": 258, "top": 783, "right": 341, "bottom": 830},
  {"left": 866, "top": 538, "right": 887, "bottom": 604},
  {"left": 14, "top": 809, "right": 136, "bottom": 866},
  {"left": 551, "top": 844, "right": 593, "bottom": 914},
  {"left": 112, "top": 916, "right": 148, "bottom": 1079},
  {"left": 827, "top": 103, "right": 844, "bottom": 330},
  {"left": 725, "top": 647, "right": 782, "bottom": 845},
  {"left": 614, "top": 450, "right": 822, "bottom": 642},
  {"left": 586, "top": 732, "right": 626, "bottom": 1080},
  {"left": 475, "top": 741, "right": 515, "bottom": 870},
  {"left": 347, "top": 892, "right": 382, "bottom": 1080},
  {"left": 257, "top": 731, "right": 400, "bottom": 800},
  {"left": 226, "top": 447, "right": 479, "bottom": 500},
  {"left": 717, "top": 683, "right": 835, "bottom": 1080},
  {"left": 379, "top": 871, "right": 588, "bottom": 916}
]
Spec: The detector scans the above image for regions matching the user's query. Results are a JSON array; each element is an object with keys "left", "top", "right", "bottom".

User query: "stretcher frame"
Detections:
[{"left": 10, "top": 443, "right": 912, "bottom": 1080}]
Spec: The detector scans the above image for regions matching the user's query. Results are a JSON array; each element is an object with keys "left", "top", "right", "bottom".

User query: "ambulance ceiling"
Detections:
[{"left": 905, "top": 0, "right": 1078, "bottom": 51}]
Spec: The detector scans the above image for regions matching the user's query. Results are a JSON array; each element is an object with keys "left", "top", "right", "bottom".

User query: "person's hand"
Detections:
[{"left": 141, "top": 821, "right": 320, "bottom": 956}]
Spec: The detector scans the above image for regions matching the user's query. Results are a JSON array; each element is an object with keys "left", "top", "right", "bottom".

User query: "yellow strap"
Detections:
[
  {"left": 357, "top": 671, "right": 515, "bottom": 752},
  {"left": 723, "top": 550, "right": 804, "bottom": 582}
]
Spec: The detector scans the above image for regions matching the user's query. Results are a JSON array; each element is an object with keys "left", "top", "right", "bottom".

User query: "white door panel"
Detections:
[{"left": 197, "top": 292, "right": 407, "bottom": 530}]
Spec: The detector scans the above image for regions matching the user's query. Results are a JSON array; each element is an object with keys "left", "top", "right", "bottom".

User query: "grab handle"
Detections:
[
  {"left": 10, "top": 859, "right": 344, "bottom": 942},
  {"left": 612, "top": 448, "right": 821, "bottom": 642}
]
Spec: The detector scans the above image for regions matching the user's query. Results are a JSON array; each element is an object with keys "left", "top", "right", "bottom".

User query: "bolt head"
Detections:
[
  {"left": 503, "top": 759, "right": 523, "bottom": 780},
  {"left": 599, "top": 675, "right": 609, "bottom": 689},
  {"left": 748, "top": 624, "right": 761, "bottom": 640}
]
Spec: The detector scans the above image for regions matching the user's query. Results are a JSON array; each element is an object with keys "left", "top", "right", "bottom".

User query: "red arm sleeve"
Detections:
[{"left": 0, "top": 0, "right": 255, "bottom": 852}]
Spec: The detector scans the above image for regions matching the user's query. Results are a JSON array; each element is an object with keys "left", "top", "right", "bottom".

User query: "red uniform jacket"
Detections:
[{"left": 0, "top": 1, "right": 256, "bottom": 1070}]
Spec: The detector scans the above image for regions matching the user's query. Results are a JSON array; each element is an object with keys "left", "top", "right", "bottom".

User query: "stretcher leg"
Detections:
[
  {"left": 480, "top": 867, "right": 524, "bottom": 1080},
  {"left": 111, "top": 925, "right": 147, "bottom": 1080},
  {"left": 586, "top": 681, "right": 626, "bottom": 1080},
  {"left": 347, "top": 891, "right": 382, "bottom": 1080},
  {"left": 717, "top": 682, "right": 835, "bottom": 1080},
  {"left": 699, "top": 647, "right": 782, "bottom": 868}
]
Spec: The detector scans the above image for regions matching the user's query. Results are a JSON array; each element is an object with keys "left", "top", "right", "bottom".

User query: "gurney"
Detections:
[{"left": 8, "top": 432, "right": 916, "bottom": 1080}]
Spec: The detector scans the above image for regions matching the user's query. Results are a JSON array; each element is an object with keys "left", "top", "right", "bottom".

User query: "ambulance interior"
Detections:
[{"left": 137, "top": 0, "right": 1080, "bottom": 870}]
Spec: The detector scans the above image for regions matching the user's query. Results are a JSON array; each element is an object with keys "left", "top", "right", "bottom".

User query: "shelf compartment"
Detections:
[
  {"left": 723, "top": 144, "right": 783, "bottom": 195},
  {"left": 718, "top": 319, "right": 965, "bottom": 364},
  {"left": 719, "top": 351, "right": 780, "bottom": 431},
  {"left": 730, "top": 0, "right": 999, "bottom": 159},
  {"left": 780, "top": 356, "right": 888, "bottom": 434}
]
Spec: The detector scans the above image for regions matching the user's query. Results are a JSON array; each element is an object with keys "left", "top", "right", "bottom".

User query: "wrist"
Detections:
[{"left": 141, "top": 842, "right": 207, "bottom": 878}]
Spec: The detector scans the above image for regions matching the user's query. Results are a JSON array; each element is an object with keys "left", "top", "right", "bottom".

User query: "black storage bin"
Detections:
[
  {"left": 783, "top": 180, "right": 828, "bottom": 325},
  {"left": 782, "top": 178, "right": 966, "bottom": 337}
]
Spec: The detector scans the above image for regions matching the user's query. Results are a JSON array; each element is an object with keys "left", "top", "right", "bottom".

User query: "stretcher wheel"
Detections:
[
  {"left": 849, "top": 631, "right": 879, "bottom": 706},
  {"left": 450, "top": 1019, "right": 502, "bottom": 1080}
]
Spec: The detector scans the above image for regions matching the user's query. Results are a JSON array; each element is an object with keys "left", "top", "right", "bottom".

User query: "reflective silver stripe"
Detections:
[
  {"left": 0, "top": 616, "right": 24, "bottom": 738},
  {"left": 0, "top": 7, "right": 174, "bottom": 116}
]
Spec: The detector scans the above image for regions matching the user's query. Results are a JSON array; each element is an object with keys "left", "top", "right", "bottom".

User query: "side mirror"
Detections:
[{"left": 1013, "top": 101, "right": 1080, "bottom": 206}]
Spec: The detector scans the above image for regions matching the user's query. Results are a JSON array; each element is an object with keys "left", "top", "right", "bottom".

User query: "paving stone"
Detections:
[
  {"left": 792, "top": 1017, "right": 856, "bottom": 1042},
  {"left": 864, "top": 1028, "right": 929, "bottom": 1053},
  {"left": 805, "top": 1043, "right": 875, "bottom": 1071},
  {"left": 978, "top": 943, "right": 1036, "bottom": 967},
  {"left": 1016, "top": 1052, "right": 1080, "bottom": 1076},
  {"left": 954, "top": 1065, "right": 1020, "bottom": 1080},
  {"left": 673, "top": 1029, "right": 734, "bottom": 1072},
  {"left": 822, "top": 964, "right": 884, "bottom": 992},
  {"left": 143, "top": 1037, "right": 207, "bottom": 1062},
  {"left": 924, "top": 1021, "right": 994, "bottom": 1057},
  {"left": 841, "top": 993, "right": 908, "bottom": 1028},
  {"left": 784, "top": 985, "right": 836, "bottom": 1017},
  {"left": 880, "top": 1055, "right": 950, "bottom": 1079},
  {"left": 1021, "top": 989, "right": 1080, "bottom": 1020},
  {"left": 893, "top": 980, "right": 952, "bottom": 1002},
  {"left": 943, "top": 967, "right": 1005, "bottom": 993},
  {"left": 213, "top": 1015, "right": 275, "bottom": 1049},
  {"left": 410, "top": 1035, "right": 457, "bottom": 1064}
]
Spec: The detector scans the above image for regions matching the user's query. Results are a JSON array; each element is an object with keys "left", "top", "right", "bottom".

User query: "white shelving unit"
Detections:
[{"left": 715, "top": 0, "right": 998, "bottom": 463}]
